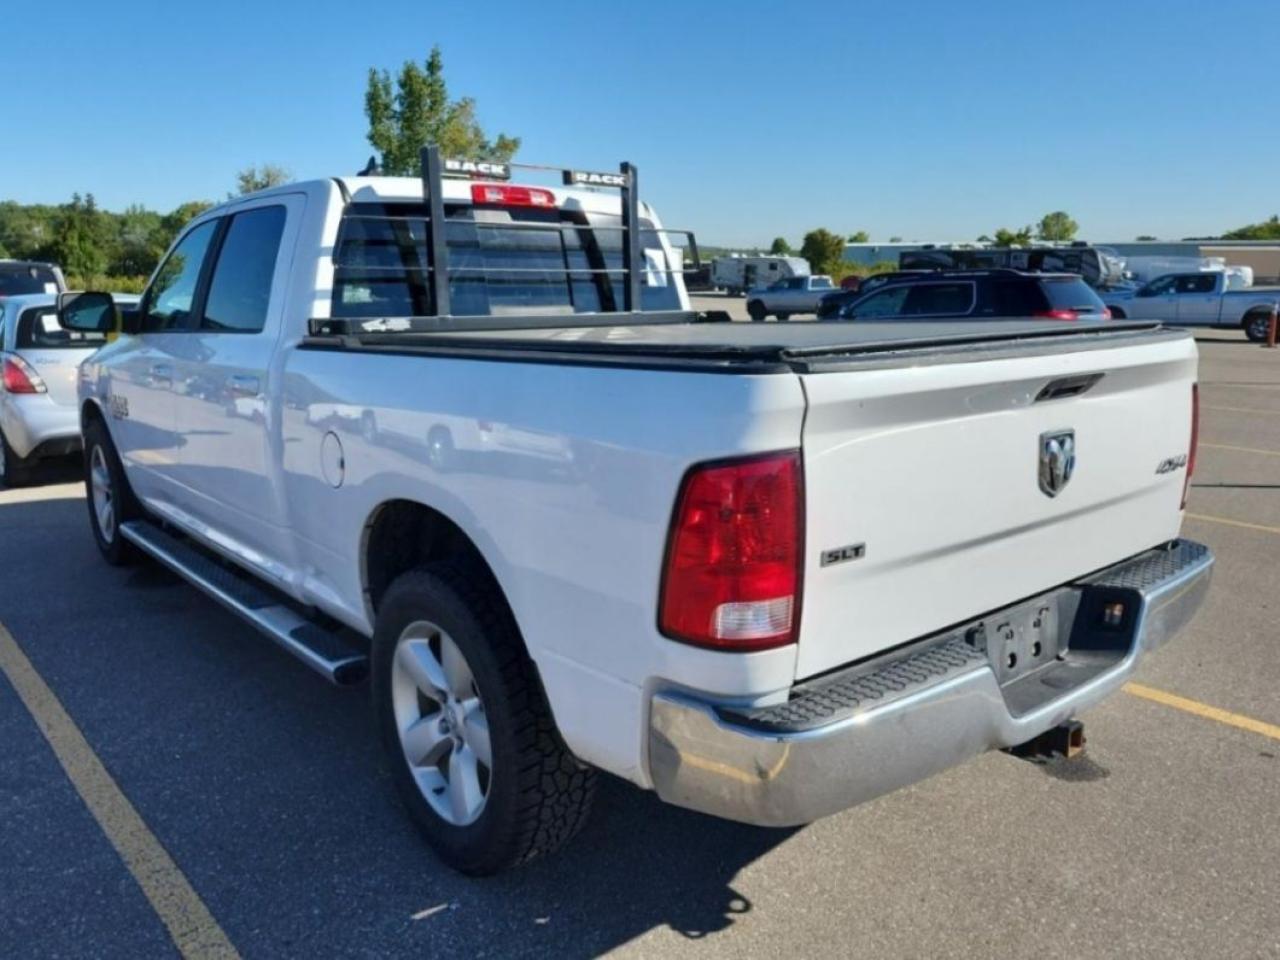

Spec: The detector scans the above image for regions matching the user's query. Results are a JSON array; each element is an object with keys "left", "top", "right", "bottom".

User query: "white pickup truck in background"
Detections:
[
  {"left": 1104, "top": 270, "right": 1280, "bottom": 341},
  {"left": 59, "top": 148, "right": 1213, "bottom": 875},
  {"left": 746, "top": 274, "right": 835, "bottom": 320}
]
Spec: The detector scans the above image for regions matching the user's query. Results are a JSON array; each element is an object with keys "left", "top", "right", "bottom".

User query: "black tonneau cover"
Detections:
[{"left": 301, "top": 319, "right": 1182, "bottom": 375}]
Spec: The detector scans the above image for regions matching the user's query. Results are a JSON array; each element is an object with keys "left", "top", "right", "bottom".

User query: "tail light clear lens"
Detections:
[
  {"left": 659, "top": 451, "right": 803, "bottom": 651},
  {"left": 1182, "top": 383, "right": 1199, "bottom": 509},
  {"left": 2, "top": 354, "right": 45, "bottom": 394}
]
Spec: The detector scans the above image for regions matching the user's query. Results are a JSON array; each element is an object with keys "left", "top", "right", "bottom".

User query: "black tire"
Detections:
[
  {"left": 82, "top": 417, "right": 141, "bottom": 566},
  {"left": 0, "top": 428, "right": 28, "bottom": 488},
  {"left": 747, "top": 300, "right": 767, "bottom": 322},
  {"left": 775, "top": 312, "right": 790, "bottom": 322},
  {"left": 1244, "top": 310, "right": 1274, "bottom": 343},
  {"left": 1109, "top": 307, "right": 1126, "bottom": 320},
  {"left": 372, "top": 564, "right": 596, "bottom": 875}
]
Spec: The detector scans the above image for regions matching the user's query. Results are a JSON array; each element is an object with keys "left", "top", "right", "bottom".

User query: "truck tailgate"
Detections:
[{"left": 796, "top": 330, "right": 1197, "bottom": 679}]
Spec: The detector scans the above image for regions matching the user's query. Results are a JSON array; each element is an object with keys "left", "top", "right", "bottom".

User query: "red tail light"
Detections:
[
  {"left": 2, "top": 354, "right": 45, "bottom": 394},
  {"left": 1033, "top": 309, "right": 1079, "bottom": 321},
  {"left": 1182, "top": 383, "right": 1199, "bottom": 509},
  {"left": 1101, "top": 308, "right": 1112, "bottom": 320},
  {"left": 470, "top": 183, "right": 556, "bottom": 209},
  {"left": 659, "top": 451, "right": 803, "bottom": 651}
]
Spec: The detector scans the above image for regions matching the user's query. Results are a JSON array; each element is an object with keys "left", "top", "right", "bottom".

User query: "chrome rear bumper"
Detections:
[{"left": 648, "top": 540, "right": 1213, "bottom": 827}]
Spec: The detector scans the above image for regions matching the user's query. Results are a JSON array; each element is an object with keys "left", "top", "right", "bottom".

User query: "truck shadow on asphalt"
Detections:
[{"left": 0, "top": 493, "right": 799, "bottom": 958}]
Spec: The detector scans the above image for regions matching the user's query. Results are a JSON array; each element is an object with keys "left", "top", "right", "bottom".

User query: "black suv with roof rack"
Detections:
[{"left": 819, "top": 268, "right": 1111, "bottom": 323}]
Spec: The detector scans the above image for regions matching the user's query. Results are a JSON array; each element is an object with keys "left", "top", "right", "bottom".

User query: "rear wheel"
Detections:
[
  {"left": 775, "top": 312, "right": 790, "bottom": 322},
  {"left": 83, "top": 418, "right": 140, "bottom": 565},
  {"left": 372, "top": 564, "right": 596, "bottom": 874},
  {"left": 1109, "top": 307, "right": 1126, "bottom": 320},
  {"left": 747, "top": 300, "right": 767, "bottom": 322},
  {"left": 0, "top": 429, "right": 28, "bottom": 488},
  {"left": 1244, "top": 310, "right": 1274, "bottom": 343}
]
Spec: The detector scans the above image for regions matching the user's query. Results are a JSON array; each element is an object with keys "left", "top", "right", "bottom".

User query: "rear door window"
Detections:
[
  {"left": 982, "top": 280, "right": 1048, "bottom": 316},
  {"left": 201, "top": 206, "right": 287, "bottom": 333},
  {"left": 1175, "top": 274, "right": 1217, "bottom": 294},
  {"left": 901, "top": 282, "right": 975, "bottom": 316},
  {"left": 17, "top": 306, "right": 108, "bottom": 349}
]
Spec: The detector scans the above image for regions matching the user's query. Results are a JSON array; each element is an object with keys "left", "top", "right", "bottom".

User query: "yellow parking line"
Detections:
[
  {"left": 1185, "top": 512, "right": 1280, "bottom": 536},
  {"left": 0, "top": 623, "right": 240, "bottom": 960},
  {"left": 1124, "top": 682, "right": 1280, "bottom": 743},
  {"left": 1199, "top": 441, "right": 1280, "bottom": 458}
]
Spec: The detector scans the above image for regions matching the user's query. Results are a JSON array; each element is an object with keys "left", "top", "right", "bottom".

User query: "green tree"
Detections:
[
  {"left": 233, "top": 164, "right": 291, "bottom": 196},
  {"left": 889, "top": 236, "right": 903, "bottom": 243},
  {"left": 1135, "top": 235, "right": 1158, "bottom": 241},
  {"left": 799, "top": 228, "right": 846, "bottom": 275},
  {"left": 162, "top": 200, "right": 214, "bottom": 238},
  {"left": 51, "top": 194, "right": 114, "bottom": 278},
  {"left": 1036, "top": 211, "right": 1078, "bottom": 242},
  {"left": 365, "top": 46, "right": 519, "bottom": 176},
  {"left": 992, "top": 226, "right": 1033, "bottom": 247},
  {"left": 848, "top": 230, "right": 869, "bottom": 243},
  {"left": 768, "top": 236, "right": 792, "bottom": 255},
  {"left": 111, "top": 204, "right": 167, "bottom": 276},
  {"left": 1222, "top": 215, "right": 1280, "bottom": 240}
]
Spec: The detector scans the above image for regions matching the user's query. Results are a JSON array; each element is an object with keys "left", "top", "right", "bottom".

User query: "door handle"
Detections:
[
  {"left": 148, "top": 363, "right": 173, "bottom": 387},
  {"left": 226, "top": 374, "right": 261, "bottom": 397}
]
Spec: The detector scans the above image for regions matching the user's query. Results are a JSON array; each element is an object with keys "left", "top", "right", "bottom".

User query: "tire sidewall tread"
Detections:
[{"left": 371, "top": 563, "right": 595, "bottom": 875}]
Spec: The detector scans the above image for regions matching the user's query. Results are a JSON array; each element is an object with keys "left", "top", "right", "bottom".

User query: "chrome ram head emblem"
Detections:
[{"left": 1039, "top": 429, "right": 1076, "bottom": 498}]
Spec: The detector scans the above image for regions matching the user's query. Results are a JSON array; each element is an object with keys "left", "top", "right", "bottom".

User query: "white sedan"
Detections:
[{"left": 0, "top": 292, "right": 138, "bottom": 485}]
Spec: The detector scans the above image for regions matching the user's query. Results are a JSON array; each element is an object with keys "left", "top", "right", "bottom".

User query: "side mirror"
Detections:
[{"left": 58, "top": 291, "right": 118, "bottom": 334}]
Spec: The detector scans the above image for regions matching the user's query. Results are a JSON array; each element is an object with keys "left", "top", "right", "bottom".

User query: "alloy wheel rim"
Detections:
[
  {"left": 1249, "top": 315, "right": 1270, "bottom": 341},
  {"left": 89, "top": 445, "right": 116, "bottom": 542},
  {"left": 390, "top": 620, "right": 491, "bottom": 826}
]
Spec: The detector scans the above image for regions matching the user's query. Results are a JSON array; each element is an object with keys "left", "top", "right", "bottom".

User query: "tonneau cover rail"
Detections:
[{"left": 300, "top": 320, "right": 1181, "bottom": 375}]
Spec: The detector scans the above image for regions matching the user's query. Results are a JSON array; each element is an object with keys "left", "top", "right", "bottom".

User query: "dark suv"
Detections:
[
  {"left": 0, "top": 261, "right": 67, "bottom": 299},
  {"left": 820, "top": 269, "right": 1111, "bottom": 323}
]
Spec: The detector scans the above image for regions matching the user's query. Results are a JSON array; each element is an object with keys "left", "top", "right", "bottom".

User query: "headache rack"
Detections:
[{"left": 310, "top": 145, "right": 709, "bottom": 336}]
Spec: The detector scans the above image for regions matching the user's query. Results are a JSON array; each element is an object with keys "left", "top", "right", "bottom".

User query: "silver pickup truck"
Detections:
[
  {"left": 746, "top": 274, "right": 835, "bottom": 320},
  {"left": 1104, "top": 270, "right": 1280, "bottom": 341}
]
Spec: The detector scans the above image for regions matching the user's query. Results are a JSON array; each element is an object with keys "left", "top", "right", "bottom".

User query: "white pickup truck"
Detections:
[
  {"left": 60, "top": 149, "right": 1213, "bottom": 875},
  {"left": 1104, "top": 270, "right": 1280, "bottom": 342}
]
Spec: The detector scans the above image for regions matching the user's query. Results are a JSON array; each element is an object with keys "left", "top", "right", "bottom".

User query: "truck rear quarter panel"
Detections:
[{"left": 279, "top": 348, "right": 805, "bottom": 782}]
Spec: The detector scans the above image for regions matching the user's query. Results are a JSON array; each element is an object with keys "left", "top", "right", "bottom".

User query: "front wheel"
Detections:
[
  {"left": 372, "top": 564, "right": 596, "bottom": 874},
  {"left": 1244, "top": 310, "right": 1275, "bottom": 343},
  {"left": 747, "top": 300, "right": 767, "bottom": 322},
  {"left": 83, "top": 418, "right": 140, "bottom": 565}
]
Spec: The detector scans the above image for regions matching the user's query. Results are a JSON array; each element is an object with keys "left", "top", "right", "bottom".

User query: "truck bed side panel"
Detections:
[{"left": 279, "top": 348, "right": 806, "bottom": 782}]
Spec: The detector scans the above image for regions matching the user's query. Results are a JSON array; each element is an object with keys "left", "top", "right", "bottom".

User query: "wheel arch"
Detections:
[
  {"left": 80, "top": 397, "right": 108, "bottom": 432},
  {"left": 359, "top": 498, "right": 514, "bottom": 628}
]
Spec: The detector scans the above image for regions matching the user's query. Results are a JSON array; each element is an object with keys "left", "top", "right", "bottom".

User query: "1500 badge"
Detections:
[
  {"left": 109, "top": 393, "right": 129, "bottom": 420},
  {"left": 1155, "top": 453, "right": 1188, "bottom": 474}
]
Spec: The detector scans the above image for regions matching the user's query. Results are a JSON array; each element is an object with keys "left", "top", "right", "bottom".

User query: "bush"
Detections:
[{"left": 66, "top": 274, "right": 149, "bottom": 294}]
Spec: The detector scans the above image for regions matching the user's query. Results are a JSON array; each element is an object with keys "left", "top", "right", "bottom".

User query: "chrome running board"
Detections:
[{"left": 119, "top": 520, "right": 368, "bottom": 685}]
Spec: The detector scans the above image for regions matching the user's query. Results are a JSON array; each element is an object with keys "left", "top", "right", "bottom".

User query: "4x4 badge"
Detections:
[{"left": 1039, "top": 429, "right": 1075, "bottom": 497}]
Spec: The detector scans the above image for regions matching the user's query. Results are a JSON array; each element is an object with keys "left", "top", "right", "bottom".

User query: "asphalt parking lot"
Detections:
[{"left": 1, "top": 325, "right": 1277, "bottom": 959}]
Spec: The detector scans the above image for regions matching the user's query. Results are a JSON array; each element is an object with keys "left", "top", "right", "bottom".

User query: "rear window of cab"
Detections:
[
  {"left": 331, "top": 202, "right": 682, "bottom": 319},
  {"left": 17, "top": 306, "right": 108, "bottom": 349}
]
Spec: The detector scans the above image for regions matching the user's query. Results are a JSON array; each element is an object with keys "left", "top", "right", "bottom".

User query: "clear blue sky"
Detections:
[{"left": 9, "top": 0, "right": 1279, "bottom": 246}]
